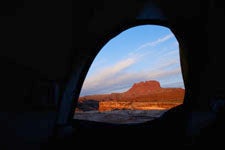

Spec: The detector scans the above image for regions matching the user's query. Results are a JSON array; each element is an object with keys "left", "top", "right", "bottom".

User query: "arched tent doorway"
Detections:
[{"left": 74, "top": 25, "right": 185, "bottom": 124}]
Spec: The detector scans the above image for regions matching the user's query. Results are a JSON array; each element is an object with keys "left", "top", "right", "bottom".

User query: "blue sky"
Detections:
[{"left": 80, "top": 25, "right": 184, "bottom": 96}]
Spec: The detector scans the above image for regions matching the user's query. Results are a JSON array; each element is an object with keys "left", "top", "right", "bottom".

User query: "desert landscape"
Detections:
[{"left": 74, "top": 80, "right": 185, "bottom": 124}]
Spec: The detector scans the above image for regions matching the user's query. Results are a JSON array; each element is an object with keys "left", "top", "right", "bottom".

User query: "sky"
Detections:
[{"left": 80, "top": 25, "right": 184, "bottom": 96}]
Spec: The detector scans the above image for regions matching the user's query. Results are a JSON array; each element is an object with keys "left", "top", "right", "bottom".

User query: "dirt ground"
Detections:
[{"left": 74, "top": 109, "right": 168, "bottom": 124}]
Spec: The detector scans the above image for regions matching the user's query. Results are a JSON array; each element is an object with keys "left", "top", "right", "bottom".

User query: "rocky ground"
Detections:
[{"left": 74, "top": 109, "right": 168, "bottom": 124}]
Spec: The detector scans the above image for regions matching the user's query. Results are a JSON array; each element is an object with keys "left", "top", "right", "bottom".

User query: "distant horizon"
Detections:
[
  {"left": 80, "top": 79, "right": 185, "bottom": 97},
  {"left": 80, "top": 25, "right": 184, "bottom": 96}
]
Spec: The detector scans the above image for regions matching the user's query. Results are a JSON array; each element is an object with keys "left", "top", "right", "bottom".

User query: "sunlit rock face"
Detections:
[
  {"left": 119, "top": 80, "right": 184, "bottom": 101},
  {"left": 125, "top": 80, "right": 161, "bottom": 95},
  {"left": 98, "top": 101, "right": 181, "bottom": 112},
  {"left": 77, "top": 80, "right": 185, "bottom": 112}
]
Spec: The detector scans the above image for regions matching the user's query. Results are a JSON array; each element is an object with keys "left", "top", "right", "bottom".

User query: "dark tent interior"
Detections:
[{"left": 1, "top": 0, "right": 225, "bottom": 149}]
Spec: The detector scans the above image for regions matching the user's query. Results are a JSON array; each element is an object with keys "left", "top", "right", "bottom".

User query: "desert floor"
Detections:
[{"left": 74, "top": 109, "right": 168, "bottom": 124}]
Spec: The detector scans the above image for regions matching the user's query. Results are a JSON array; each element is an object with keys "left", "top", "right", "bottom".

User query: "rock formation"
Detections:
[{"left": 77, "top": 80, "right": 185, "bottom": 112}]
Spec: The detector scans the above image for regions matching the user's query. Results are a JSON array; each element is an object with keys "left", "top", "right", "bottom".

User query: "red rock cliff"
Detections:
[{"left": 79, "top": 80, "right": 185, "bottom": 102}]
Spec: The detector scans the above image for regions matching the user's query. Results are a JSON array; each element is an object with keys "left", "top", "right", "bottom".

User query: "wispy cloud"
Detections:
[
  {"left": 81, "top": 54, "right": 141, "bottom": 95},
  {"left": 91, "top": 57, "right": 108, "bottom": 69},
  {"left": 80, "top": 58, "right": 183, "bottom": 96},
  {"left": 162, "top": 49, "right": 178, "bottom": 56},
  {"left": 162, "top": 81, "right": 185, "bottom": 88},
  {"left": 79, "top": 32, "right": 182, "bottom": 96},
  {"left": 136, "top": 33, "right": 174, "bottom": 51},
  {"left": 152, "top": 59, "right": 179, "bottom": 70}
]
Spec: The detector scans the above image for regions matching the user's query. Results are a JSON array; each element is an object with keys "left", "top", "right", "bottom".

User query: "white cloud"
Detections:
[
  {"left": 81, "top": 54, "right": 141, "bottom": 95},
  {"left": 91, "top": 57, "right": 108, "bottom": 69},
  {"left": 162, "top": 81, "right": 185, "bottom": 88},
  {"left": 80, "top": 61, "right": 183, "bottom": 96},
  {"left": 162, "top": 49, "right": 179, "bottom": 56},
  {"left": 152, "top": 59, "right": 179, "bottom": 70},
  {"left": 79, "top": 33, "right": 182, "bottom": 96},
  {"left": 136, "top": 33, "right": 174, "bottom": 51}
]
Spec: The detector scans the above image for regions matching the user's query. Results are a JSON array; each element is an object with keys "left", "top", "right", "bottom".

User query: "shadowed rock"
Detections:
[{"left": 76, "top": 100, "right": 99, "bottom": 112}]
